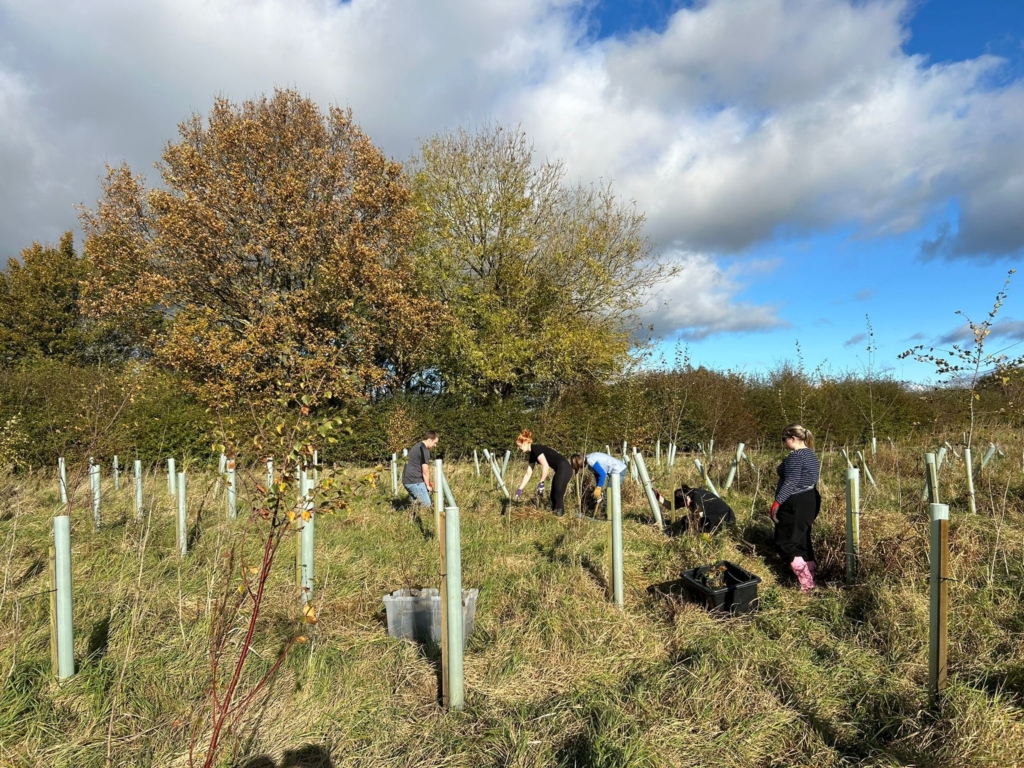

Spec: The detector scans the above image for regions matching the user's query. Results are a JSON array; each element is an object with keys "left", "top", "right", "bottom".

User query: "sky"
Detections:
[{"left": 1, "top": 0, "right": 1023, "bottom": 383}]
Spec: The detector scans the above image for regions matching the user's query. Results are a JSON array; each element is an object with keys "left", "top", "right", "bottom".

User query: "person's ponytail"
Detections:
[{"left": 782, "top": 423, "right": 814, "bottom": 448}]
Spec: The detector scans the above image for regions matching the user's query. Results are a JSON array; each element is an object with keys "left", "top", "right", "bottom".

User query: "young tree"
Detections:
[
  {"left": 900, "top": 270, "right": 1022, "bottom": 449},
  {"left": 409, "top": 123, "right": 665, "bottom": 399},
  {"left": 81, "top": 89, "right": 439, "bottom": 409}
]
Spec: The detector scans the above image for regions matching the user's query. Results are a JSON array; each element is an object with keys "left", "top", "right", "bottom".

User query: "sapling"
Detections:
[
  {"left": 193, "top": 396, "right": 371, "bottom": 768},
  {"left": 901, "top": 270, "right": 1023, "bottom": 518}
]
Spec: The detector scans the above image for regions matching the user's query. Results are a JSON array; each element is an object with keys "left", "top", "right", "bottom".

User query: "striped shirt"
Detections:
[{"left": 775, "top": 448, "right": 819, "bottom": 504}]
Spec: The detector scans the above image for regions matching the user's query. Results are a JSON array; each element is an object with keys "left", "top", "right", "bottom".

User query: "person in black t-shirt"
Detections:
[
  {"left": 401, "top": 431, "right": 439, "bottom": 507},
  {"left": 514, "top": 429, "right": 573, "bottom": 516}
]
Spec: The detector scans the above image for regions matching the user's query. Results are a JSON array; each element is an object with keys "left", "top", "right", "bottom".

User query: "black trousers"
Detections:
[
  {"left": 774, "top": 488, "right": 820, "bottom": 563},
  {"left": 550, "top": 461, "right": 573, "bottom": 514}
]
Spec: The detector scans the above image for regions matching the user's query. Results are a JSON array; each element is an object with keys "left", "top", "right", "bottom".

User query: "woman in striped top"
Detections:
[{"left": 769, "top": 423, "right": 821, "bottom": 591}]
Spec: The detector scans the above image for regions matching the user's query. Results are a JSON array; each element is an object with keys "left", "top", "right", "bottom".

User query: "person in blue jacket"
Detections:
[{"left": 570, "top": 451, "right": 627, "bottom": 504}]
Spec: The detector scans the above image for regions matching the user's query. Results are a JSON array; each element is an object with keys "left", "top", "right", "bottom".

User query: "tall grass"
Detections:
[{"left": 1, "top": 439, "right": 1022, "bottom": 767}]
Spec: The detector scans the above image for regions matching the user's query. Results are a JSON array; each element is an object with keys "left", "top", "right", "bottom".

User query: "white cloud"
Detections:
[
  {"left": 2, "top": 0, "right": 1024, "bottom": 339},
  {"left": 640, "top": 252, "right": 787, "bottom": 339},
  {"left": 515, "top": 1, "right": 1024, "bottom": 255},
  {"left": 0, "top": 0, "right": 579, "bottom": 247}
]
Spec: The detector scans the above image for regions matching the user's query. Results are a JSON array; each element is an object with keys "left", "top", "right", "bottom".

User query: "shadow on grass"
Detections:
[
  {"left": 14, "top": 554, "right": 45, "bottom": 588},
  {"left": 86, "top": 610, "right": 111, "bottom": 662},
  {"left": 972, "top": 665, "right": 1024, "bottom": 707},
  {"left": 412, "top": 513, "right": 433, "bottom": 540},
  {"left": 772, "top": 676, "right": 935, "bottom": 767},
  {"left": 422, "top": 639, "right": 446, "bottom": 706},
  {"left": 239, "top": 744, "right": 333, "bottom": 767},
  {"left": 554, "top": 730, "right": 598, "bottom": 768},
  {"left": 735, "top": 520, "right": 800, "bottom": 586},
  {"left": 533, "top": 534, "right": 568, "bottom": 564},
  {"left": 579, "top": 553, "right": 608, "bottom": 594}
]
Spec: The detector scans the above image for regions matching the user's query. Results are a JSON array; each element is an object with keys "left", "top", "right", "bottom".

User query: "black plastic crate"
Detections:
[{"left": 680, "top": 560, "right": 761, "bottom": 614}]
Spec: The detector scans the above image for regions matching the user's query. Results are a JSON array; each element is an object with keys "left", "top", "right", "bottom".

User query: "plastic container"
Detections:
[
  {"left": 383, "top": 588, "right": 479, "bottom": 647},
  {"left": 680, "top": 560, "right": 761, "bottom": 614}
]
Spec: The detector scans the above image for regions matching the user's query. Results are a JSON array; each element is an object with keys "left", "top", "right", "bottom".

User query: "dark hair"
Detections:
[
  {"left": 570, "top": 454, "right": 584, "bottom": 473},
  {"left": 423, "top": 431, "right": 439, "bottom": 441},
  {"left": 782, "top": 423, "right": 814, "bottom": 448}
]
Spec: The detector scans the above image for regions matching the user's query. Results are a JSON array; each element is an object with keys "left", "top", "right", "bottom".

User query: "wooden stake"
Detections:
[{"left": 925, "top": 452, "right": 940, "bottom": 505}]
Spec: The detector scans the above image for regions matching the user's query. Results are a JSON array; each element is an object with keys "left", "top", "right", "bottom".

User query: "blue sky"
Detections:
[
  {"left": 1, "top": 0, "right": 1023, "bottom": 383},
  {"left": 587, "top": 0, "right": 1024, "bottom": 381}
]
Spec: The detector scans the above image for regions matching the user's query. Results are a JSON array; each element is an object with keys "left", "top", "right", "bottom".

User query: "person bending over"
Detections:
[
  {"left": 673, "top": 484, "right": 735, "bottom": 532},
  {"left": 570, "top": 451, "right": 627, "bottom": 507},
  {"left": 769, "top": 423, "right": 821, "bottom": 592},
  {"left": 401, "top": 431, "right": 439, "bottom": 508},
  {"left": 515, "top": 430, "right": 572, "bottom": 516}
]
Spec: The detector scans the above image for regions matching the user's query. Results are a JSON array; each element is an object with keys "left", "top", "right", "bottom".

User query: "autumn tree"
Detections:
[
  {"left": 81, "top": 89, "right": 438, "bottom": 409},
  {"left": 409, "top": 123, "right": 664, "bottom": 399}
]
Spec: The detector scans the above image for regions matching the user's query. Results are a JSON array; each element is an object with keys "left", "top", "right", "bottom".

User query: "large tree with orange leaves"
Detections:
[{"left": 81, "top": 89, "right": 438, "bottom": 409}]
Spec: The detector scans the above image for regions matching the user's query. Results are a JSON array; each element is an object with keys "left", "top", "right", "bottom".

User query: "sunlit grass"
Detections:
[{"left": 1, "top": 442, "right": 1023, "bottom": 767}]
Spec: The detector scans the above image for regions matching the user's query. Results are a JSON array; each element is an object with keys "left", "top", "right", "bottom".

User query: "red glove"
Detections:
[{"left": 769, "top": 501, "right": 780, "bottom": 524}]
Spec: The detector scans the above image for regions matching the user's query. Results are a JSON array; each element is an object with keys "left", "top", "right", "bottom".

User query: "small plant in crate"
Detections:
[{"left": 698, "top": 563, "right": 728, "bottom": 590}]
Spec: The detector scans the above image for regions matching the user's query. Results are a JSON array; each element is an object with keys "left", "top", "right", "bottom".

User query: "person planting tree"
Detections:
[
  {"left": 570, "top": 451, "right": 626, "bottom": 509},
  {"left": 659, "top": 484, "right": 736, "bottom": 533},
  {"left": 769, "top": 423, "right": 821, "bottom": 592},
  {"left": 515, "top": 430, "right": 573, "bottom": 516}
]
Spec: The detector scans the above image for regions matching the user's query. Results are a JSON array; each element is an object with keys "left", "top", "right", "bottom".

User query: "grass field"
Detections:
[{"left": 1, "top": 441, "right": 1023, "bottom": 767}]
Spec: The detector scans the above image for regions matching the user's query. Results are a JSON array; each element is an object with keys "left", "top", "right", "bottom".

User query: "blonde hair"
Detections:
[
  {"left": 782, "top": 423, "right": 815, "bottom": 448},
  {"left": 516, "top": 429, "right": 533, "bottom": 447}
]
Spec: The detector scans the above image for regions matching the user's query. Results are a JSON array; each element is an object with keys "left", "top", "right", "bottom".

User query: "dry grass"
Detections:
[{"left": 1, "top": 442, "right": 1023, "bottom": 767}]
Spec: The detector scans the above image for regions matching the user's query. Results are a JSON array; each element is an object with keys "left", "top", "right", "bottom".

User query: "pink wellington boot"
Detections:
[{"left": 790, "top": 557, "right": 816, "bottom": 592}]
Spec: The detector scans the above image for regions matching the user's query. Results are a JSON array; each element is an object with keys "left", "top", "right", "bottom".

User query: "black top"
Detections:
[
  {"left": 676, "top": 487, "right": 735, "bottom": 532},
  {"left": 529, "top": 444, "right": 569, "bottom": 469},
  {"left": 401, "top": 441, "right": 431, "bottom": 485}
]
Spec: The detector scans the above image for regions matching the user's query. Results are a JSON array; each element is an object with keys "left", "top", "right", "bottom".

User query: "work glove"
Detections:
[
  {"left": 537, "top": 481, "right": 545, "bottom": 494},
  {"left": 768, "top": 500, "right": 780, "bottom": 524},
  {"left": 515, "top": 489, "right": 523, "bottom": 499},
  {"left": 592, "top": 486, "right": 603, "bottom": 501}
]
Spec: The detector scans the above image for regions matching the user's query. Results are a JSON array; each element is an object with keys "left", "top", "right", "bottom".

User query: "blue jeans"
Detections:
[{"left": 404, "top": 482, "right": 431, "bottom": 507}]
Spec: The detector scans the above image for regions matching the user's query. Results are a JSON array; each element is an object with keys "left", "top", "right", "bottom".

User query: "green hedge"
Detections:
[{"left": 0, "top": 360, "right": 1011, "bottom": 470}]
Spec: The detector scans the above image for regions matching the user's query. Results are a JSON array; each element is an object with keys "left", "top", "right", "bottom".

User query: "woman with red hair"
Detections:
[{"left": 514, "top": 430, "right": 573, "bottom": 517}]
